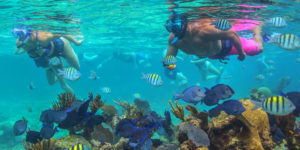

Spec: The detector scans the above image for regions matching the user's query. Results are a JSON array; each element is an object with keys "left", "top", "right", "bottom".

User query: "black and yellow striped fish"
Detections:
[
  {"left": 163, "top": 55, "right": 177, "bottom": 66},
  {"left": 267, "top": 17, "right": 287, "bottom": 28},
  {"left": 211, "top": 19, "right": 232, "bottom": 31},
  {"left": 66, "top": 144, "right": 90, "bottom": 150},
  {"left": 141, "top": 73, "right": 163, "bottom": 87},
  {"left": 262, "top": 96, "right": 295, "bottom": 116},
  {"left": 274, "top": 33, "right": 300, "bottom": 50}
]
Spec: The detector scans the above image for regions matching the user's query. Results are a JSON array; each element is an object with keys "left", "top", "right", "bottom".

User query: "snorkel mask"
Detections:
[
  {"left": 165, "top": 13, "right": 187, "bottom": 44},
  {"left": 12, "top": 27, "right": 31, "bottom": 45}
]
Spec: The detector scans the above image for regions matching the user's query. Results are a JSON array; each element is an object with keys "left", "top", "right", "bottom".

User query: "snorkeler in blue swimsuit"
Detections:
[{"left": 13, "top": 26, "right": 83, "bottom": 92}]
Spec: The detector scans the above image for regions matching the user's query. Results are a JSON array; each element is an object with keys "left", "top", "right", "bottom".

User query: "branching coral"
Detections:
[
  {"left": 89, "top": 93, "right": 105, "bottom": 114},
  {"left": 52, "top": 93, "right": 77, "bottom": 111},
  {"left": 23, "top": 139, "right": 57, "bottom": 150},
  {"left": 169, "top": 100, "right": 184, "bottom": 121}
]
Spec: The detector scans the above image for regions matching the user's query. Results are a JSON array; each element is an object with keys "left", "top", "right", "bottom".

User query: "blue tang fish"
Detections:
[
  {"left": 209, "top": 100, "right": 246, "bottom": 117},
  {"left": 174, "top": 86, "right": 205, "bottom": 105},
  {"left": 202, "top": 84, "right": 234, "bottom": 106}
]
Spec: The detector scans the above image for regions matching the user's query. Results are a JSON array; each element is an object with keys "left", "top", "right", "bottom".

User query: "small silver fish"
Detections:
[
  {"left": 49, "top": 57, "right": 61, "bottom": 66},
  {"left": 58, "top": 67, "right": 81, "bottom": 81},
  {"left": 101, "top": 87, "right": 111, "bottom": 94},
  {"left": 141, "top": 73, "right": 163, "bottom": 87},
  {"left": 266, "top": 17, "right": 287, "bottom": 28},
  {"left": 88, "top": 70, "right": 99, "bottom": 80},
  {"left": 211, "top": 19, "right": 232, "bottom": 31}
]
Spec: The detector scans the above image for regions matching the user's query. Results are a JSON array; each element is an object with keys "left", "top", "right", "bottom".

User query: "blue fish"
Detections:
[
  {"left": 280, "top": 91, "right": 300, "bottom": 116},
  {"left": 139, "top": 111, "right": 162, "bottom": 129},
  {"left": 13, "top": 117, "right": 27, "bottom": 136},
  {"left": 115, "top": 118, "right": 137, "bottom": 138},
  {"left": 202, "top": 84, "right": 234, "bottom": 106},
  {"left": 40, "top": 110, "right": 67, "bottom": 124},
  {"left": 26, "top": 130, "right": 42, "bottom": 144},
  {"left": 40, "top": 123, "right": 58, "bottom": 139},
  {"left": 174, "top": 86, "right": 205, "bottom": 105},
  {"left": 211, "top": 19, "right": 232, "bottom": 31},
  {"left": 208, "top": 100, "right": 246, "bottom": 117},
  {"left": 129, "top": 127, "right": 149, "bottom": 148}
]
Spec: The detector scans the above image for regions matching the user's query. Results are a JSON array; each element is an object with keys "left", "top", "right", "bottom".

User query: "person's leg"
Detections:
[
  {"left": 46, "top": 69, "right": 57, "bottom": 85},
  {"left": 206, "top": 61, "right": 221, "bottom": 75},
  {"left": 253, "top": 22, "right": 264, "bottom": 52},
  {"left": 61, "top": 38, "right": 80, "bottom": 70},
  {"left": 52, "top": 68, "right": 74, "bottom": 93}
]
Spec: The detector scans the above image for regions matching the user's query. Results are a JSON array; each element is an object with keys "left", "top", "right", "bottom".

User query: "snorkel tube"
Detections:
[{"left": 164, "top": 12, "right": 187, "bottom": 44}]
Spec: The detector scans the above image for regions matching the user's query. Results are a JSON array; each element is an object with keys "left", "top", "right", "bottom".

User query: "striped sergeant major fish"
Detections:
[
  {"left": 64, "top": 144, "right": 91, "bottom": 150},
  {"left": 261, "top": 96, "right": 296, "bottom": 116},
  {"left": 58, "top": 67, "right": 81, "bottom": 81},
  {"left": 141, "top": 73, "right": 163, "bottom": 87},
  {"left": 266, "top": 17, "right": 287, "bottom": 28},
  {"left": 274, "top": 33, "right": 300, "bottom": 50},
  {"left": 163, "top": 55, "right": 177, "bottom": 66},
  {"left": 210, "top": 19, "right": 232, "bottom": 31}
]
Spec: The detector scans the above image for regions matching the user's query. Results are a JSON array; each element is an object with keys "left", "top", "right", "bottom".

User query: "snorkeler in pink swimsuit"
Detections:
[{"left": 164, "top": 13, "right": 263, "bottom": 63}]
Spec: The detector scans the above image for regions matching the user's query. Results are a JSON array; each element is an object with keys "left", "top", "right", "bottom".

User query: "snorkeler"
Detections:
[
  {"left": 97, "top": 51, "right": 150, "bottom": 69},
  {"left": 164, "top": 13, "right": 264, "bottom": 63},
  {"left": 190, "top": 58, "right": 224, "bottom": 82},
  {"left": 13, "top": 27, "right": 83, "bottom": 93}
]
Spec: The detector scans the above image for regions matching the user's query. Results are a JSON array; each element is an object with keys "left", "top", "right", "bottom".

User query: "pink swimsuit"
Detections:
[{"left": 211, "top": 19, "right": 261, "bottom": 59}]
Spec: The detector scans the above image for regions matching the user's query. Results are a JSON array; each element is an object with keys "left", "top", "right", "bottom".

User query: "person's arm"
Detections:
[
  {"left": 61, "top": 35, "right": 84, "bottom": 46},
  {"left": 165, "top": 44, "right": 179, "bottom": 57},
  {"left": 43, "top": 32, "right": 84, "bottom": 46},
  {"left": 206, "top": 29, "right": 245, "bottom": 61}
]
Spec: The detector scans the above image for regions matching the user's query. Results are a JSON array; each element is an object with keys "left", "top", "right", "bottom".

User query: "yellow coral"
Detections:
[{"left": 169, "top": 100, "right": 184, "bottom": 121}]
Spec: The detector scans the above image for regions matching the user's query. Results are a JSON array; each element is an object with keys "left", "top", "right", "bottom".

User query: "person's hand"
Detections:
[{"left": 238, "top": 53, "right": 246, "bottom": 61}]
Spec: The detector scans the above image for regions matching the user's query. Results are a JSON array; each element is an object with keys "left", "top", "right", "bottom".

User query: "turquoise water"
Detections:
[{"left": 0, "top": 0, "right": 300, "bottom": 149}]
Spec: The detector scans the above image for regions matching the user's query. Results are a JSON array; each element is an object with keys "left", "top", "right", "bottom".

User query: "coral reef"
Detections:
[
  {"left": 90, "top": 124, "right": 114, "bottom": 145},
  {"left": 250, "top": 86, "right": 272, "bottom": 102},
  {"left": 275, "top": 114, "right": 297, "bottom": 150},
  {"left": 55, "top": 134, "right": 91, "bottom": 149},
  {"left": 169, "top": 100, "right": 184, "bottom": 121},
  {"left": 52, "top": 92, "right": 77, "bottom": 111},
  {"left": 100, "top": 105, "right": 118, "bottom": 117},
  {"left": 113, "top": 99, "right": 143, "bottom": 119},
  {"left": 23, "top": 139, "right": 57, "bottom": 150},
  {"left": 134, "top": 98, "right": 151, "bottom": 115},
  {"left": 207, "top": 100, "right": 275, "bottom": 150},
  {"left": 185, "top": 104, "right": 208, "bottom": 131},
  {"left": 89, "top": 93, "right": 105, "bottom": 114}
]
